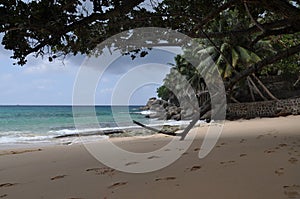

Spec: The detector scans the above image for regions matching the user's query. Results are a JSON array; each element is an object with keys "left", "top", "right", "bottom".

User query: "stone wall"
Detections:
[{"left": 227, "top": 97, "right": 300, "bottom": 120}]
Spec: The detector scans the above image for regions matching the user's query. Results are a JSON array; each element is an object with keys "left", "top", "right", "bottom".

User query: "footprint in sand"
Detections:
[
  {"left": 155, "top": 177, "right": 176, "bottom": 182},
  {"left": 86, "top": 167, "right": 115, "bottom": 176},
  {"left": 220, "top": 160, "right": 235, "bottom": 165},
  {"left": 108, "top": 182, "right": 128, "bottom": 189},
  {"left": 279, "top": 143, "right": 288, "bottom": 147},
  {"left": 51, "top": 175, "right": 67, "bottom": 181},
  {"left": 188, "top": 165, "right": 202, "bottom": 172},
  {"left": 264, "top": 149, "right": 275, "bottom": 154},
  {"left": 288, "top": 157, "right": 298, "bottom": 164},
  {"left": 240, "top": 139, "right": 246, "bottom": 143},
  {"left": 275, "top": 168, "right": 284, "bottom": 176},
  {"left": 0, "top": 194, "right": 7, "bottom": 198},
  {"left": 256, "top": 135, "right": 264, "bottom": 139},
  {"left": 216, "top": 142, "right": 227, "bottom": 148},
  {"left": 147, "top": 155, "right": 160, "bottom": 159},
  {"left": 125, "top": 162, "right": 139, "bottom": 166},
  {"left": 283, "top": 185, "right": 300, "bottom": 198},
  {"left": 0, "top": 183, "right": 17, "bottom": 188}
]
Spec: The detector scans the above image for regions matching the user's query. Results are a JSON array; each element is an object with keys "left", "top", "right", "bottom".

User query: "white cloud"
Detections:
[
  {"left": 23, "top": 58, "right": 71, "bottom": 74},
  {"left": 0, "top": 34, "right": 176, "bottom": 105}
]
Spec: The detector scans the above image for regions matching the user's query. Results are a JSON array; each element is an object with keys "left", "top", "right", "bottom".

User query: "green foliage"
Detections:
[
  {"left": 260, "top": 33, "right": 300, "bottom": 76},
  {"left": 157, "top": 85, "right": 171, "bottom": 101},
  {"left": 0, "top": 0, "right": 299, "bottom": 82},
  {"left": 0, "top": 0, "right": 150, "bottom": 65}
]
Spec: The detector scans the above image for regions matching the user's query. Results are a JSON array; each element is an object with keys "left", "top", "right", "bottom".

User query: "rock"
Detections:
[
  {"left": 140, "top": 97, "right": 157, "bottom": 110},
  {"left": 152, "top": 99, "right": 164, "bottom": 106},
  {"left": 171, "top": 114, "right": 181, "bottom": 121},
  {"left": 141, "top": 97, "right": 185, "bottom": 121},
  {"left": 200, "top": 110, "right": 211, "bottom": 120}
]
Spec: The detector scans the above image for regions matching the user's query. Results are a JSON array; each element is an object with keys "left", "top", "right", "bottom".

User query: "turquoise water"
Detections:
[{"left": 0, "top": 105, "right": 150, "bottom": 145}]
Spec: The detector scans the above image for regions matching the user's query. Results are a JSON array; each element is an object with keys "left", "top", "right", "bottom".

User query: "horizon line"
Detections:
[{"left": 0, "top": 104, "right": 145, "bottom": 106}]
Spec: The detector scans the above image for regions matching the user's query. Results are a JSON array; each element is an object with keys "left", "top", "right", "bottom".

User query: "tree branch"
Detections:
[
  {"left": 24, "top": 0, "right": 144, "bottom": 57},
  {"left": 187, "top": 0, "right": 239, "bottom": 36},
  {"left": 244, "top": 2, "right": 265, "bottom": 32},
  {"left": 252, "top": 74, "right": 279, "bottom": 101},
  {"left": 250, "top": 26, "right": 296, "bottom": 47},
  {"left": 226, "top": 43, "right": 300, "bottom": 90}
]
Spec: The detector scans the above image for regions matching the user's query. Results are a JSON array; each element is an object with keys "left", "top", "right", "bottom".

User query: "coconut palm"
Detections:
[{"left": 158, "top": 8, "right": 278, "bottom": 104}]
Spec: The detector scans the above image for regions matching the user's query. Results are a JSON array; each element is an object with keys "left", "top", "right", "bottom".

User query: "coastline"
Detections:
[
  {"left": 0, "top": 119, "right": 204, "bottom": 150},
  {"left": 1, "top": 115, "right": 300, "bottom": 198}
]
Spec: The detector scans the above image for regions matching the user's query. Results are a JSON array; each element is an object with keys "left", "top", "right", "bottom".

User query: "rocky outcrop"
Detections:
[
  {"left": 140, "top": 98, "right": 183, "bottom": 120},
  {"left": 139, "top": 97, "right": 157, "bottom": 110}
]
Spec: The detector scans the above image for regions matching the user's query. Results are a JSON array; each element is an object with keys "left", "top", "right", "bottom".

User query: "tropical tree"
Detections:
[
  {"left": 157, "top": 8, "right": 281, "bottom": 104},
  {"left": 0, "top": 0, "right": 300, "bottom": 66},
  {"left": 1, "top": 0, "right": 300, "bottom": 138}
]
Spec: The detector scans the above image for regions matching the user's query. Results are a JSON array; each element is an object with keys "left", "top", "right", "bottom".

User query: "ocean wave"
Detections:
[
  {"left": 0, "top": 132, "right": 54, "bottom": 144},
  {"left": 139, "top": 110, "right": 156, "bottom": 115},
  {"left": 0, "top": 119, "right": 205, "bottom": 145}
]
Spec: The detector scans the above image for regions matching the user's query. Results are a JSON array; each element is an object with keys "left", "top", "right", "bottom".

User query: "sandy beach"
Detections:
[{"left": 1, "top": 115, "right": 300, "bottom": 199}]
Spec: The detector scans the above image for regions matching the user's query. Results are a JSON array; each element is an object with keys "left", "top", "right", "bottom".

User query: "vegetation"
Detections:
[
  {"left": 155, "top": 4, "right": 300, "bottom": 104},
  {"left": 1, "top": 0, "right": 300, "bottom": 135},
  {"left": 0, "top": 0, "right": 299, "bottom": 64}
]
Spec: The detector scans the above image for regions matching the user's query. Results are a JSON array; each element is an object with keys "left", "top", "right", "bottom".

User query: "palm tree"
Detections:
[{"left": 158, "top": 8, "right": 278, "bottom": 105}]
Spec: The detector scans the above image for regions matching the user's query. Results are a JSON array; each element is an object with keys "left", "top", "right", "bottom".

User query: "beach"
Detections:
[{"left": 1, "top": 115, "right": 300, "bottom": 199}]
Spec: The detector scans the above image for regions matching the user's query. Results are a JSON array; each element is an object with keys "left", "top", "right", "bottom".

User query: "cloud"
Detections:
[
  {"left": 0, "top": 34, "right": 177, "bottom": 105},
  {"left": 83, "top": 48, "right": 176, "bottom": 77},
  {"left": 23, "top": 58, "right": 72, "bottom": 74}
]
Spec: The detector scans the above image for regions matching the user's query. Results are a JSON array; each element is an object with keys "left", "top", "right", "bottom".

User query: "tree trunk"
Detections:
[
  {"left": 247, "top": 76, "right": 268, "bottom": 101},
  {"left": 247, "top": 78, "right": 256, "bottom": 101},
  {"left": 252, "top": 74, "right": 279, "bottom": 101}
]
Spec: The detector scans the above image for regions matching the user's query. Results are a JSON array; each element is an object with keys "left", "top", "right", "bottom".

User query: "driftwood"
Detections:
[{"left": 132, "top": 120, "right": 177, "bottom": 136}]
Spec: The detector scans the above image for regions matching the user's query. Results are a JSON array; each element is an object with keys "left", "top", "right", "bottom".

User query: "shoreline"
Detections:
[
  {"left": 1, "top": 115, "right": 300, "bottom": 198},
  {"left": 0, "top": 119, "right": 205, "bottom": 150},
  {"left": 0, "top": 115, "right": 297, "bottom": 150}
]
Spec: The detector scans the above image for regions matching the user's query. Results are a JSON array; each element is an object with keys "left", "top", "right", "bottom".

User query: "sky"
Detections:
[{"left": 0, "top": 36, "right": 178, "bottom": 105}]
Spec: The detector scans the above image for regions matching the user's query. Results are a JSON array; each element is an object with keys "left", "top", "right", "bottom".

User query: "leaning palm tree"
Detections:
[{"left": 158, "top": 8, "right": 278, "bottom": 105}]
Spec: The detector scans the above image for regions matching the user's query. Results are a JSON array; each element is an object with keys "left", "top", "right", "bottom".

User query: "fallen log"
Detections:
[{"left": 132, "top": 120, "right": 177, "bottom": 136}]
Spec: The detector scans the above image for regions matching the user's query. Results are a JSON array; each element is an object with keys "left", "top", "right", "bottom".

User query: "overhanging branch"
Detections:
[
  {"left": 23, "top": 0, "right": 144, "bottom": 57},
  {"left": 226, "top": 44, "right": 300, "bottom": 90}
]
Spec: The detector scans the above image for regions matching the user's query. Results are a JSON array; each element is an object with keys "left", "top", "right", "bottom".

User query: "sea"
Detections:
[{"left": 0, "top": 105, "right": 192, "bottom": 148}]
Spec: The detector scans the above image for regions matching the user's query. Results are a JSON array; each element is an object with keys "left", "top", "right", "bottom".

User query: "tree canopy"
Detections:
[
  {"left": 1, "top": 0, "right": 300, "bottom": 65},
  {"left": 2, "top": 0, "right": 300, "bottom": 137}
]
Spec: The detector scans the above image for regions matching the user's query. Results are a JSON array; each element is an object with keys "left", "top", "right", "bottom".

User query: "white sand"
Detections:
[{"left": 1, "top": 116, "right": 300, "bottom": 199}]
